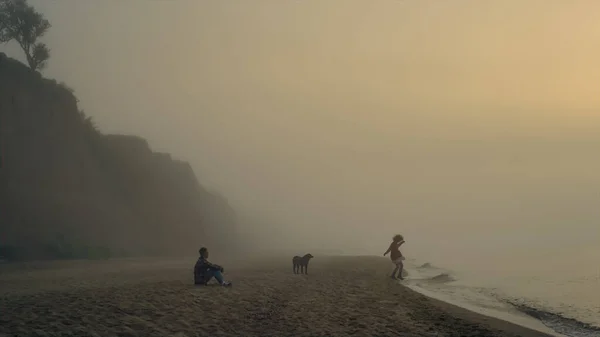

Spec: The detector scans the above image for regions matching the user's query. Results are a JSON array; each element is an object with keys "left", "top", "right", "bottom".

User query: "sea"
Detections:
[{"left": 402, "top": 248, "right": 600, "bottom": 337}]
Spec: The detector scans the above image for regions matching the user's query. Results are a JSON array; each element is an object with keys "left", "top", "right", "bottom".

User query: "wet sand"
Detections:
[{"left": 0, "top": 255, "right": 553, "bottom": 337}]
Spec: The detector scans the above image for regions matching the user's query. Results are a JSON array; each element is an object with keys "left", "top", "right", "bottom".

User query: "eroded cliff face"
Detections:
[{"left": 0, "top": 53, "right": 236, "bottom": 260}]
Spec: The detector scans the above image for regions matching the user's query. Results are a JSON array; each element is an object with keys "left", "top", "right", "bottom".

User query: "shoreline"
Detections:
[
  {"left": 0, "top": 255, "right": 558, "bottom": 336},
  {"left": 405, "top": 283, "right": 563, "bottom": 337},
  {"left": 404, "top": 260, "right": 599, "bottom": 337}
]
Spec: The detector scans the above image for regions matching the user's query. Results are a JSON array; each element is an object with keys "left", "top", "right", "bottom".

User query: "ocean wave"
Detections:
[
  {"left": 423, "top": 273, "right": 456, "bottom": 284},
  {"left": 418, "top": 262, "right": 434, "bottom": 269}
]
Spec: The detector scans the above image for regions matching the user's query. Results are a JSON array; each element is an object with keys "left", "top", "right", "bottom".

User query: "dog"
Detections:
[{"left": 292, "top": 253, "right": 314, "bottom": 274}]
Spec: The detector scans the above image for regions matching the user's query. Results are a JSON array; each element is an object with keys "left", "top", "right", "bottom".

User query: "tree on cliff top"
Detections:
[{"left": 0, "top": 0, "right": 51, "bottom": 71}]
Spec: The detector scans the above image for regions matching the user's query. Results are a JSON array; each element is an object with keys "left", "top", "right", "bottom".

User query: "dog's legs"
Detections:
[{"left": 305, "top": 264, "right": 308, "bottom": 275}]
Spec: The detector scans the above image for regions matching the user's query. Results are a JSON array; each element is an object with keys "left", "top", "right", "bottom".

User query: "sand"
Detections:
[{"left": 0, "top": 255, "right": 554, "bottom": 337}]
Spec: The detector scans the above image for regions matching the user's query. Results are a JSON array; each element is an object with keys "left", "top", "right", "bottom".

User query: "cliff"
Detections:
[{"left": 0, "top": 53, "right": 236, "bottom": 260}]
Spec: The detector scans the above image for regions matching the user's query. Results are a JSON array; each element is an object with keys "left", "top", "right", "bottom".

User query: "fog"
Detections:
[{"left": 4, "top": 0, "right": 600, "bottom": 268}]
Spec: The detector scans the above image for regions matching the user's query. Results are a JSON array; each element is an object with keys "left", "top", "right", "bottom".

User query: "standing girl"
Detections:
[{"left": 384, "top": 234, "right": 406, "bottom": 280}]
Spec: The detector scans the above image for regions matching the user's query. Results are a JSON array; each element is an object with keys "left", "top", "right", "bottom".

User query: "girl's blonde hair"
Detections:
[{"left": 393, "top": 234, "right": 404, "bottom": 242}]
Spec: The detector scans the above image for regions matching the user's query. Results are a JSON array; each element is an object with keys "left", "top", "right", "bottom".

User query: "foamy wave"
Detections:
[{"left": 507, "top": 301, "right": 600, "bottom": 337}]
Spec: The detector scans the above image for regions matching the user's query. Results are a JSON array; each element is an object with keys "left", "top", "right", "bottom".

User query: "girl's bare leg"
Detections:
[
  {"left": 391, "top": 265, "right": 399, "bottom": 279},
  {"left": 397, "top": 261, "right": 404, "bottom": 280}
]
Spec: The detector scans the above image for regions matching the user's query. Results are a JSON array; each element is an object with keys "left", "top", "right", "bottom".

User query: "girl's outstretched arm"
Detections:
[{"left": 383, "top": 243, "right": 392, "bottom": 256}]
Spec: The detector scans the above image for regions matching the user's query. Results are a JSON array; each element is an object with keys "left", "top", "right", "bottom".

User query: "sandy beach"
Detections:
[{"left": 0, "top": 255, "right": 553, "bottom": 337}]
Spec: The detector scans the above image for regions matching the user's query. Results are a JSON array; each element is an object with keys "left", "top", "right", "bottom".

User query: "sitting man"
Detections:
[{"left": 194, "top": 247, "right": 232, "bottom": 287}]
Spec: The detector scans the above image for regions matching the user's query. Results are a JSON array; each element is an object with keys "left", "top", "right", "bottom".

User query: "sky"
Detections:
[{"left": 3, "top": 0, "right": 600, "bottom": 267}]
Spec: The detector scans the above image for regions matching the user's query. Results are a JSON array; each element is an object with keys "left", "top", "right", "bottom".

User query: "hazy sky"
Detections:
[{"left": 3, "top": 0, "right": 600, "bottom": 266}]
